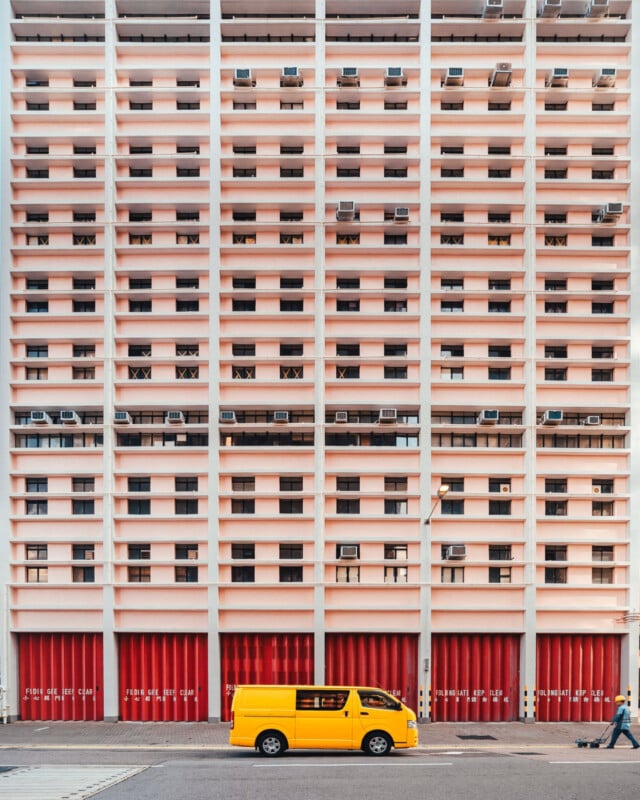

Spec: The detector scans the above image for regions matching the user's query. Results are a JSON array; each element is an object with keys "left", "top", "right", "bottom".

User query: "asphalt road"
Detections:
[{"left": 2, "top": 747, "right": 640, "bottom": 800}]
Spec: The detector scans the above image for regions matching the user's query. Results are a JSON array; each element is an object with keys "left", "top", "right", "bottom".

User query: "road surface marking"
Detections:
[
  {"left": 0, "top": 764, "right": 145, "bottom": 800},
  {"left": 253, "top": 761, "right": 453, "bottom": 768}
]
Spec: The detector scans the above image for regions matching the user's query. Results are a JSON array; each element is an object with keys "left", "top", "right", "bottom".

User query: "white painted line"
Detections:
[
  {"left": 33, "top": 727, "right": 49, "bottom": 733},
  {"left": 441, "top": 751, "right": 464, "bottom": 755},
  {"left": 550, "top": 761, "right": 639, "bottom": 765},
  {"left": 253, "top": 762, "right": 453, "bottom": 768}
]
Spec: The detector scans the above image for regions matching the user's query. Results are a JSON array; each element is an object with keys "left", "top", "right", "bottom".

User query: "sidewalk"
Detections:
[{"left": 0, "top": 720, "right": 628, "bottom": 751}]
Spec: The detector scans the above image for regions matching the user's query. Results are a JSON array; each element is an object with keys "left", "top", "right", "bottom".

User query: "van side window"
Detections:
[
  {"left": 296, "top": 690, "right": 348, "bottom": 711},
  {"left": 358, "top": 691, "right": 399, "bottom": 710}
]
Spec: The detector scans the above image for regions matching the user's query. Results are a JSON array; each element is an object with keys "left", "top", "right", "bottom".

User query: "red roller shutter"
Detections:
[
  {"left": 118, "top": 633, "right": 207, "bottom": 721},
  {"left": 432, "top": 633, "right": 520, "bottom": 721},
  {"left": 325, "top": 633, "right": 418, "bottom": 713},
  {"left": 19, "top": 632, "right": 103, "bottom": 721},
  {"left": 536, "top": 634, "right": 620, "bottom": 722},
  {"left": 220, "top": 633, "right": 314, "bottom": 721}
]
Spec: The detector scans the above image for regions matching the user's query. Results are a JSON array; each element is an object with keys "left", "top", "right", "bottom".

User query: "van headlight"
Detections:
[{"left": 407, "top": 720, "right": 417, "bottom": 729}]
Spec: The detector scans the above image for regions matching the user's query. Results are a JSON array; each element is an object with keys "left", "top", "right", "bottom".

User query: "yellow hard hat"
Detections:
[{"left": 615, "top": 695, "right": 626, "bottom": 703}]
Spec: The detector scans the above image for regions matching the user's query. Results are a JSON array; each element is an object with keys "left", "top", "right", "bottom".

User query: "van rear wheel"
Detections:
[
  {"left": 257, "top": 731, "right": 287, "bottom": 757},
  {"left": 363, "top": 732, "right": 392, "bottom": 756}
]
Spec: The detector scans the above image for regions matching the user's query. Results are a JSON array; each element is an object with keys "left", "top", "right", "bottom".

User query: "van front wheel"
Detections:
[
  {"left": 257, "top": 731, "right": 287, "bottom": 757},
  {"left": 363, "top": 732, "right": 393, "bottom": 756}
]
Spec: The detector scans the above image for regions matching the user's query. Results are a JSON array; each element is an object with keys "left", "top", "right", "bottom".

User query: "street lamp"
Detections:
[{"left": 424, "top": 484, "right": 450, "bottom": 525}]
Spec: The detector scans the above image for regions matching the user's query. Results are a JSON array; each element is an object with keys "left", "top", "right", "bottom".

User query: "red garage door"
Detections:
[
  {"left": 119, "top": 633, "right": 207, "bottom": 721},
  {"left": 325, "top": 633, "right": 419, "bottom": 713},
  {"left": 536, "top": 634, "right": 620, "bottom": 721},
  {"left": 19, "top": 632, "right": 103, "bottom": 721},
  {"left": 220, "top": 633, "right": 314, "bottom": 721},
  {"left": 432, "top": 633, "right": 520, "bottom": 721}
]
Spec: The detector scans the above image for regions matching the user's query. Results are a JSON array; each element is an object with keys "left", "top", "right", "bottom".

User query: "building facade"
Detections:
[{"left": 0, "top": 0, "right": 638, "bottom": 723}]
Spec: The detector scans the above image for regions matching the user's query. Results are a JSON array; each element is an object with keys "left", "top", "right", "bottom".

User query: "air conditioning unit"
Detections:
[
  {"left": 165, "top": 410, "right": 185, "bottom": 424},
  {"left": 547, "top": 67, "right": 569, "bottom": 87},
  {"left": 219, "top": 410, "right": 237, "bottom": 424},
  {"left": 594, "top": 68, "right": 616, "bottom": 88},
  {"left": 489, "top": 62, "right": 512, "bottom": 87},
  {"left": 444, "top": 67, "right": 464, "bottom": 87},
  {"left": 483, "top": 0, "right": 504, "bottom": 19},
  {"left": 60, "top": 410, "right": 81, "bottom": 425},
  {"left": 584, "top": 415, "right": 601, "bottom": 426},
  {"left": 539, "top": 0, "right": 562, "bottom": 18},
  {"left": 478, "top": 409, "right": 499, "bottom": 425},
  {"left": 394, "top": 207, "right": 410, "bottom": 223},
  {"left": 114, "top": 410, "right": 132, "bottom": 424},
  {"left": 445, "top": 544, "right": 467, "bottom": 560},
  {"left": 542, "top": 409, "right": 563, "bottom": 425},
  {"left": 273, "top": 410, "right": 289, "bottom": 423},
  {"left": 338, "top": 67, "right": 359, "bottom": 87},
  {"left": 378, "top": 408, "right": 397, "bottom": 423},
  {"left": 592, "top": 485, "right": 602, "bottom": 495},
  {"left": 336, "top": 201, "right": 356, "bottom": 221},
  {"left": 338, "top": 545, "right": 359, "bottom": 559},
  {"left": 587, "top": 0, "right": 609, "bottom": 18},
  {"left": 30, "top": 410, "right": 52, "bottom": 425},
  {"left": 500, "top": 484, "right": 511, "bottom": 494},
  {"left": 334, "top": 411, "right": 349, "bottom": 423},
  {"left": 233, "top": 68, "right": 255, "bottom": 87},
  {"left": 280, "top": 66, "right": 303, "bottom": 87},
  {"left": 384, "top": 67, "right": 406, "bottom": 86}
]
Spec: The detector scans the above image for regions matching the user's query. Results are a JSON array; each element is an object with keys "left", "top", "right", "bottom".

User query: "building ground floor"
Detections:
[{"left": 2, "top": 630, "right": 638, "bottom": 724}]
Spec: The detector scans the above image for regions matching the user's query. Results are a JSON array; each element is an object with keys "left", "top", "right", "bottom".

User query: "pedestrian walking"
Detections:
[{"left": 606, "top": 695, "right": 640, "bottom": 749}]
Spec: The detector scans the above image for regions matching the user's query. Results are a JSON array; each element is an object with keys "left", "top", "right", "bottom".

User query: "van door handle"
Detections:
[
  {"left": 344, "top": 711, "right": 349, "bottom": 717},
  {"left": 360, "top": 711, "right": 369, "bottom": 716}
]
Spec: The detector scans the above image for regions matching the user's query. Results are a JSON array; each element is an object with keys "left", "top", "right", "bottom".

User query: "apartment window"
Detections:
[
  {"left": 592, "top": 346, "right": 614, "bottom": 361},
  {"left": 488, "top": 101, "right": 511, "bottom": 111},
  {"left": 336, "top": 343, "right": 360, "bottom": 356},
  {"left": 176, "top": 144, "right": 200, "bottom": 154},
  {"left": 336, "top": 299, "right": 360, "bottom": 312},
  {"left": 384, "top": 277, "right": 408, "bottom": 290},
  {"left": 231, "top": 499, "right": 255, "bottom": 514},
  {"left": 384, "top": 366, "right": 408, "bottom": 379},
  {"left": 336, "top": 365, "right": 360, "bottom": 379},
  {"left": 231, "top": 477, "right": 255, "bottom": 492},
  {"left": 441, "top": 145, "right": 464, "bottom": 154},
  {"left": 592, "top": 568, "right": 613, "bottom": 584},
  {"left": 72, "top": 477, "right": 94, "bottom": 493},
  {"left": 129, "top": 300, "right": 152, "bottom": 313},
  {"left": 441, "top": 101, "right": 464, "bottom": 111},
  {"left": 26, "top": 301, "right": 48, "bottom": 313},
  {"left": 384, "top": 566, "right": 408, "bottom": 584},
  {"left": 175, "top": 567, "right": 198, "bottom": 583},
  {"left": 545, "top": 368, "right": 567, "bottom": 382},
  {"left": 72, "top": 499, "right": 94, "bottom": 515},
  {"left": 129, "top": 168, "right": 152, "bottom": 178},
  {"left": 280, "top": 167, "right": 304, "bottom": 178},
  {"left": 26, "top": 145, "right": 49, "bottom": 154},
  {"left": 26, "top": 367, "right": 48, "bottom": 381},
  {"left": 384, "top": 343, "right": 407, "bottom": 357},
  {"left": 26, "top": 211, "right": 49, "bottom": 223},
  {"left": 175, "top": 477, "right": 198, "bottom": 492},
  {"left": 488, "top": 367, "right": 511, "bottom": 380},
  {"left": 592, "top": 369, "right": 614, "bottom": 382},
  {"left": 488, "top": 145, "right": 511, "bottom": 155},
  {"left": 233, "top": 101, "right": 257, "bottom": 110},
  {"left": 489, "top": 567, "right": 512, "bottom": 584},
  {"left": 384, "top": 499, "right": 408, "bottom": 515},
  {"left": 440, "top": 300, "right": 463, "bottom": 313},
  {"left": 441, "top": 366, "right": 463, "bottom": 381},
  {"left": 128, "top": 366, "right": 151, "bottom": 380},
  {"left": 280, "top": 499, "right": 303, "bottom": 514},
  {"left": 441, "top": 277, "right": 464, "bottom": 290},
  {"left": 384, "top": 167, "right": 408, "bottom": 178},
  {"left": 488, "top": 235, "right": 511, "bottom": 247},
  {"left": 441, "top": 567, "right": 464, "bottom": 583},
  {"left": 231, "top": 544, "right": 255, "bottom": 559},
  {"left": 544, "top": 169, "right": 567, "bottom": 180},
  {"left": 176, "top": 343, "right": 199, "bottom": 357},
  {"left": 384, "top": 101, "right": 408, "bottom": 111},
  {"left": 26, "top": 567, "right": 48, "bottom": 583},
  {"left": 336, "top": 499, "right": 360, "bottom": 514},
  {"left": 337, "top": 477, "right": 360, "bottom": 492},
  {"left": 73, "top": 300, "right": 95, "bottom": 313},
  {"left": 232, "top": 299, "right": 256, "bottom": 312},
  {"left": 177, "top": 101, "right": 200, "bottom": 110},
  {"left": 26, "top": 168, "right": 49, "bottom": 179},
  {"left": 72, "top": 567, "right": 95, "bottom": 583},
  {"left": 545, "top": 345, "right": 567, "bottom": 359},
  {"left": 176, "top": 544, "right": 199, "bottom": 560},
  {"left": 26, "top": 544, "right": 48, "bottom": 561},
  {"left": 545, "top": 478, "right": 567, "bottom": 493},
  {"left": 73, "top": 167, "right": 97, "bottom": 178},
  {"left": 176, "top": 300, "right": 199, "bottom": 312},
  {"left": 128, "top": 477, "right": 150, "bottom": 492},
  {"left": 384, "top": 233, "right": 408, "bottom": 246},
  {"left": 26, "top": 477, "right": 48, "bottom": 493},
  {"left": 26, "top": 234, "right": 49, "bottom": 246},
  {"left": 545, "top": 567, "right": 567, "bottom": 584},
  {"left": 384, "top": 299, "right": 407, "bottom": 312},
  {"left": 442, "top": 478, "right": 464, "bottom": 492},
  {"left": 175, "top": 499, "right": 198, "bottom": 515},
  {"left": 592, "top": 302, "right": 614, "bottom": 314},
  {"left": 488, "top": 212, "right": 511, "bottom": 224},
  {"left": 488, "top": 301, "right": 511, "bottom": 313},
  {"left": 440, "top": 234, "right": 464, "bottom": 245},
  {"left": 489, "top": 545, "right": 512, "bottom": 561},
  {"left": 545, "top": 545, "right": 567, "bottom": 561},
  {"left": 280, "top": 276, "right": 304, "bottom": 290},
  {"left": 545, "top": 500, "right": 567, "bottom": 517},
  {"left": 592, "top": 169, "right": 614, "bottom": 180},
  {"left": 441, "top": 499, "right": 464, "bottom": 515},
  {"left": 280, "top": 477, "right": 303, "bottom": 492},
  {"left": 128, "top": 544, "right": 150, "bottom": 560},
  {"left": 231, "top": 566, "right": 255, "bottom": 583},
  {"left": 488, "top": 168, "right": 511, "bottom": 178},
  {"left": 130, "top": 145, "right": 152, "bottom": 155},
  {"left": 280, "top": 343, "right": 303, "bottom": 357},
  {"left": 336, "top": 566, "right": 360, "bottom": 584},
  {"left": 128, "top": 567, "right": 151, "bottom": 583},
  {"left": 280, "top": 299, "right": 304, "bottom": 312},
  {"left": 72, "top": 544, "right": 95, "bottom": 562},
  {"left": 279, "top": 365, "right": 304, "bottom": 379},
  {"left": 281, "top": 144, "right": 304, "bottom": 154},
  {"left": 232, "top": 366, "right": 255, "bottom": 380},
  {"left": 336, "top": 233, "right": 360, "bottom": 245},
  {"left": 233, "top": 276, "right": 256, "bottom": 289},
  {"left": 128, "top": 499, "right": 150, "bottom": 515},
  {"left": 280, "top": 566, "right": 303, "bottom": 582},
  {"left": 489, "top": 500, "right": 511, "bottom": 516},
  {"left": 592, "top": 501, "right": 614, "bottom": 517},
  {"left": 592, "top": 237, "right": 614, "bottom": 248},
  {"left": 26, "top": 499, "right": 48, "bottom": 515},
  {"left": 592, "top": 102, "right": 615, "bottom": 112},
  {"left": 232, "top": 343, "right": 255, "bottom": 357},
  {"left": 26, "top": 102, "right": 49, "bottom": 111},
  {"left": 336, "top": 167, "right": 360, "bottom": 178},
  {"left": 130, "top": 101, "right": 152, "bottom": 110},
  {"left": 234, "top": 167, "right": 257, "bottom": 178},
  {"left": 129, "top": 277, "right": 151, "bottom": 290},
  {"left": 73, "top": 344, "right": 95, "bottom": 357},
  {"left": 488, "top": 478, "right": 511, "bottom": 494},
  {"left": 337, "top": 100, "right": 359, "bottom": 110},
  {"left": 545, "top": 301, "right": 567, "bottom": 313},
  {"left": 73, "top": 278, "right": 95, "bottom": 290},
  {"left": 176, "top": 210, "right": 200, "bottom": 222},
  {"left": 545, "top": 212, "right": 567, "bottom": 224},
  {"left": 488, "top": 345, "right": 511, "bottom": 358},
  {"left": 592, "top": 279, "right": 614, "bottom": 291},
  {"left": 72, "top": 366, "right": 95, "bottom": 380},
  {"left": 441, "top": 168, "right": 464, "bottom": 178},
  {"left": 593, "top": 546, "right": 614, "bottom": 562},
  {"left": 128, "top": 344, "right": 151, "bottom": 357},
  {"left": 545, "top": 102, "right": 567, "bottom": 111},
  {"left": 593, "top": 479, "right": 614, "bottom": 494},
  {"left": 176, "top": 232, "right": 200, "bottom": 244},
  {"left": 384, "top": 544, "right": 408, "bottom": 560},
  {"left": 489, "top": 279, "right": 511, "bottom": 290}
]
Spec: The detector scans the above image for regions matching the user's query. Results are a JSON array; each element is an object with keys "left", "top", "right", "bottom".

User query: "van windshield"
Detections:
[
  {"left": 357, "top": 691, "right": 401, "bottom": 710},
  {"left": 296, "top": 690, "right": 348, "bottom": 710}
]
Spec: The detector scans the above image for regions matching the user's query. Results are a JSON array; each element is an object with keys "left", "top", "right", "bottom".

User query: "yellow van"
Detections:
[{"left": 229, "top": 685, "right": 418, "bottom": 756}]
